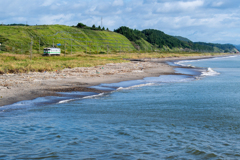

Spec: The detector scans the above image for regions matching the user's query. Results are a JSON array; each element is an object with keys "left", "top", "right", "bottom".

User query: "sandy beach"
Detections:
[{"left": 0, "top": 55, "right": 218, "bottom": 107}]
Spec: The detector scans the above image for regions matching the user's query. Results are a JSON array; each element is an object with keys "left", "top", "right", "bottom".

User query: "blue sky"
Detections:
[{"left": 1, "top": 0, "right": 240, "bottom": 44}]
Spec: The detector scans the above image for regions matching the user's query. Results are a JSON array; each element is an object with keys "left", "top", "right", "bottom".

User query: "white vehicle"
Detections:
[{"left": 43, "top": 48, "right": 61, "bottom": 56}]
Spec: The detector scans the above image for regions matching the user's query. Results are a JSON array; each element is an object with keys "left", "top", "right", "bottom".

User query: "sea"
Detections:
[{"left": 1, "top": 55, "right": 240, "bottom": 159}]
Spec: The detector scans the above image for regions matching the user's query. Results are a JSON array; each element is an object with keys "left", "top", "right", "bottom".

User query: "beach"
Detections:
[
  {"left": 0, "top": 55, "right": 219, "bottom": 107},
  {"left": 2, "top": 54, "right": 240, "bottom": 159}
]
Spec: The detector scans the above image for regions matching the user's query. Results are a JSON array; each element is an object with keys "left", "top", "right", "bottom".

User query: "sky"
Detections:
[{"left": 1, "top": 0, "right": 240, "bottom": 44}]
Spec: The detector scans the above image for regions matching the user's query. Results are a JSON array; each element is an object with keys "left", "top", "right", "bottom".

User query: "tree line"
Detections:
[
  {"left": 0, "top": 24, "right": 29, "bottom": 26},
  {"left": 114, "top": 26, "right": 237, "bottom": 53},
  {"left": 76, "top": 23, "right": 109, "bottom": 31},
  {"left": 114, "top": 27, "right": 188, "bottom": 49}
]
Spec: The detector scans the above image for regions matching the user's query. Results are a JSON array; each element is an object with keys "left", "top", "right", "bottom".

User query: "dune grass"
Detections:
[{"left": 0, "top": 51, "right": 229, "bottom": 74}]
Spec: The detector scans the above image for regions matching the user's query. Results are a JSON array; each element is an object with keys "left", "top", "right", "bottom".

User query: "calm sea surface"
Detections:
[{"left": 1, "top": 56, "right": 240, "bottom": 159}]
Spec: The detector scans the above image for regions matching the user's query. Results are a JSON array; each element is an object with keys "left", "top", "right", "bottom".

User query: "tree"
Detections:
[
  {"left": 102, "top": 27, "right": 105, "bottom": 30},
  {"left": 98, "top": 26, "right": 101, "bottom": 30},
  {"left": 92, "top": 24, "right": 96, "bottom": 28},
  {"left": 106, "top": 28, "right": 109, "bottom": 31},
  {"left": 77, "top": 23, "right": 86, "bottom": 28}
]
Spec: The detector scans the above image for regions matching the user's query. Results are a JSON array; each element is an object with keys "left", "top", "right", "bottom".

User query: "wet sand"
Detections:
[{"left": 0, "top": 55, "right": 219, "bottom": 106}]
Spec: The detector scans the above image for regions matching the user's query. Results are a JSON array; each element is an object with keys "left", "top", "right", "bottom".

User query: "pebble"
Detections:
[{"left": 0, "top": 61, "right": 163, "bottom": 88}]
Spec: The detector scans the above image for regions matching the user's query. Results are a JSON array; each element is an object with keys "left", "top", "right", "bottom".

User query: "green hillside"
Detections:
[
  {"left": 193, "top": 42, "right": 236, "bottom": 53},
  {"left": 0, "top": 24, "right": 238, "bottom": 55},
  {"left": 141, "top": 29, "right": 188, "bottom": 49},
  {"left": 174, "top": 36, "right": 191, "bottom": 42},
  {"left": 175, "top": 36, "right": 238, "bottom": 53},
  {"left": 0, "top": 25, "right": 136, "bottom": 54},
  {"left": 115, "top": 26, "right": 239, "bottom": 53},
  {"left": 114, "top": 26, "right": 154, "bottom": 51},
  {"left": 114, "top": 27, "right": 190, "bottom": 50}
]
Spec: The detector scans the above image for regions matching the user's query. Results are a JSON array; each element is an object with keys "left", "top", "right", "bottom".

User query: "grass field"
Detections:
[
  {"left": 0, "top": 51, "right": 228, "bottom": 74},
  {"left": 0, "top": 25, "right": 137, "bottom": 54}
]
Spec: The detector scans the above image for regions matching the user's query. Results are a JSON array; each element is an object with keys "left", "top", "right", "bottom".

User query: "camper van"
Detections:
[{"left": 43, "top": 48, "right": 61, "bottom": 56}]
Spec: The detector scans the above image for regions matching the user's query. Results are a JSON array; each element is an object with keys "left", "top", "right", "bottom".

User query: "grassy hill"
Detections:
[{"left": 0, "top": 25, "right": 136, "bottom": 54}]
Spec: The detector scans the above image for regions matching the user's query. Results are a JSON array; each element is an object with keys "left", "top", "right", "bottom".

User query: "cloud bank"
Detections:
[{"left": 1, "top": 0, "right": 240, "bottom": 44}]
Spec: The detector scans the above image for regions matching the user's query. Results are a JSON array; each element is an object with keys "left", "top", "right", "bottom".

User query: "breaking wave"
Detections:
[
  {"left": 174, "top": 59, "right": 220, "bottom": 77},
  {"left": 201, "top": 67, "right": 220, "bottom": 77},
  {"left": 116, "top": 83, "right": 155, "bottom": 90}
]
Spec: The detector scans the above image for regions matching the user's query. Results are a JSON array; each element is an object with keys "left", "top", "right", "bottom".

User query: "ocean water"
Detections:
[{"left": 1, "top": 55, "right": 240, "bottom": 159}]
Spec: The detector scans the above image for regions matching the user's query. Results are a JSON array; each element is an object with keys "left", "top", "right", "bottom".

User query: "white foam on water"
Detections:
[
  {"left": 3, "top": 96, "right": 61, "bottom": 107},
  {"left": 57, "top": 92, "right": 96, "bottom": 96},
  {"left": 200, "top": 67, "right": 220, "bottom": 77},
  {"left": 212, "top": 55, "right": 237, "bottom": 60},
  {"left": 144, "top": 75, "right": 195, "bottom": 83},
  {"left": 175, "top": 55, "right": 239, "bottom": 67},
  {"left": 58, "top": 93, "right": 105, "bottom": 104},
  {"left": 99, "top": 80, "right": 145, "bottom": 89},
  {"left": 174, "top": 60, "right": 198, "bottom": 67},
  {"left": 116, "top": 83, "right": 155, "bottom": 90},
  {"left": 83, "top": 93, "right": 105, "bottom": 99},
  {"left": 58, "top": 99, "right": 76, "bottom": 104},
  {"left": 174, "top": 58, "right": 221, "bottom": 78}
]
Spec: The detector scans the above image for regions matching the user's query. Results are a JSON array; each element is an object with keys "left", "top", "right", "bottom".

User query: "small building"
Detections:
[{"left": 43, "top": 48, "right": 61, "bottom": 56}]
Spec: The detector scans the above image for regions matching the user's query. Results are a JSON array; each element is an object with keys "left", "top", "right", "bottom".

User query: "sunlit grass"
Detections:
[
  {"left": 0, "top": 51, "right": 229, "bottom": 74},
  {"left": 0, "top": 25, "right": 136, "bottom": 54}
]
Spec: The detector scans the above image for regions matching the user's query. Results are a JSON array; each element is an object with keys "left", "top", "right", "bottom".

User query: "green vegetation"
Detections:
[
  {"left": 142, "top": 29, "right": 187, "bottom": 49},
  {"left": 77, "top": 23, "right": 106, "bottom": 31},
  {"left": 1, "top": 23, "right": 29, "bottom": 26},
  {"left": 0, "top": 52, "right": 228, "bottom": 74},
  {"left": 175, "top": 36, "right": 237, "bottom": 53},
  {"left": 193, "top": 42, "right": 236, "bottom": 53},
  {"left": 1, "top": 24, "right": 237, "bottom": 55},
  {"left": 174, "top": 36, "right": 191, "bottom": 42},
  {"left": 0, "top": 24, "right": 135, "bottom": 55},
  {"left": 115, "top": 26, "right": 238, "bottom": 53},
  {"left": 114, "top": 26, "right": 151, "bottom": 51},
  {"left": 114, "top": 27, "right": 190, "bottom": 50},
  {"left": 114, "top": 26, "right": 146, "bottom": 42},
  {"left": 0, "top": 23, "right": 238, "bottom": 74},
  {"left": 0, "top": 53, "right": 127, "bottom": 74}
]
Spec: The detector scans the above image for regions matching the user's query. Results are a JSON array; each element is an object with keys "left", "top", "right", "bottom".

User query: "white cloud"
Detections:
[
  {"left": 212, "top": 1, "right": 224, "bottom": 7},
  {"left": 41, "top": 0, "right": 56, "bottom": 6},
  {"left": 112, "top": 0, "right": 124, "bottom": 6},
  {"left": 178, "top": 0, "right": 204, "bottom": 10},
  {"left": 125, "top": 7, "right": 132, "bottom": 12},
  {"left": 39, "top": 14, "right": 73, "bottom": 25},
  {"left": 156, "top": 0, "right": 204, "bottom": 13}
]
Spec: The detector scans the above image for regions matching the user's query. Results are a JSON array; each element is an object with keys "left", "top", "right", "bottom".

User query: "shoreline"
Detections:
[{"left": 0, "top": 55, "right": 232, "bottom": 107}]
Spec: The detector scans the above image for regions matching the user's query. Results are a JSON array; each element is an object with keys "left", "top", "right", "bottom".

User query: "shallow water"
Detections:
[{"left": 1, "top": 55, "right": 240, "bottom": 159}]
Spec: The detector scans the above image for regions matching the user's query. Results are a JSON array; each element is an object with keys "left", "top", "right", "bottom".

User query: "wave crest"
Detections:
[{"left": 201, "top": 67, "right": 220, "bottom": 77}]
